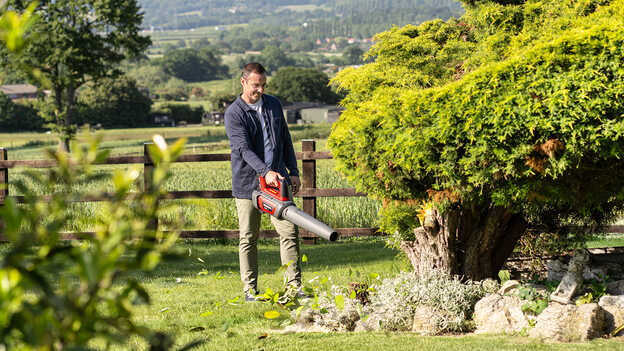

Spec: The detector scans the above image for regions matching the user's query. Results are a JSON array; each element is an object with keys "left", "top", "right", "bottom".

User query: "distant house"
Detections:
[
  {"left": 283, "top": 102, "right": 325, "bottom": 123},
  {"left": 0, "top": 84, "right": 40, "bottom": 100},
  {"left": 300, "top": 105, "right": 344, "bottom": 124}
]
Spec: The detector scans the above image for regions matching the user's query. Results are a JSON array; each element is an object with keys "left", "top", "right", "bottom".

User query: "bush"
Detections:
[
  {"left": 154, "top": 103, "right": 205, "bottom": 124},
  {"left": 0, "top": 93, "right": 44, "bottom": 131},
  {"left": 369, "top": 270, "right": 496, "bottom": 332},
  {"left": 78, "top": 76, "right": 152, "bottom": 128},
  {"left": 0, "top": 136, "right": 199, "bottom": 349}
]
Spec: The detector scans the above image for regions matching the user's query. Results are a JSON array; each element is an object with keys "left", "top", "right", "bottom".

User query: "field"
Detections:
[{"left": 0, "top": 124, "right": 380, "bottom": 233}]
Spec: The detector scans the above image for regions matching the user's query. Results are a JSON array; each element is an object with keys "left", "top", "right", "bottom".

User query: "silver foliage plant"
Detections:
[
  {"left": 295, "top": 269, "right": 498, "bottom": 334},
  {"left": 370, "top": 270, "right": 498, "bottom": 332}
]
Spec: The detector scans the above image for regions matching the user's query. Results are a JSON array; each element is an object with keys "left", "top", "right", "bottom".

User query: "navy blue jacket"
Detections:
[{"left": 225, "top": 94, "right": 299, "bottom": 199}]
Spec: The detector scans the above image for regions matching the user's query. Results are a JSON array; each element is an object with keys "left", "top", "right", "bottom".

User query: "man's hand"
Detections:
[
  {"left": 290, "top": 175, "right": 301, "bottom": 195},
  {"left": 265, "top": 170, "right": 284, "bottom": 187}
]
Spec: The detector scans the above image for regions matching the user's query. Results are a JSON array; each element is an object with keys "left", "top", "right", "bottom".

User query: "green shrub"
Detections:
[
  {"left": 329, "top": 1, "right": 624, "bottom": 277},
  {"left": 0, "top": 93, "right": 44, "bottom": 131},
  {"left": 155, "top": 103, "right": 205, "bottom": 124},
  {"left": 368, "top": 270, "right": 496, "bottom": 332},
  {"left": 0, "top": 136, "right": 201, "bottom": 350}
]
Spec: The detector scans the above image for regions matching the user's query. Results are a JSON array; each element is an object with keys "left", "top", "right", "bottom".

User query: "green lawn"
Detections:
[{"left": 79, "top": 238, "right": 621, "bottom": 350}]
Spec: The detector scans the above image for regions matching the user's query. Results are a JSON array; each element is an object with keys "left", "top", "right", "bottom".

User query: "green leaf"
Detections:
[
  {"left": 301, "top": 254, "right": 308, "bottom": 263},
  {"left": 368, "top": 273, "right": 379, "bottom": 280},
  {"left": 335, "top": 294, "right": 345, "bottom": 311},
  {"left": 200, "top": 311, "right": 213, "bottom": 317}
]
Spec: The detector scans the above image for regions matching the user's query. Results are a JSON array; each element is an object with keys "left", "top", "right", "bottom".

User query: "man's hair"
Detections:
[{"left": 241, "top": 62, "right": 266, "bottom": 79}]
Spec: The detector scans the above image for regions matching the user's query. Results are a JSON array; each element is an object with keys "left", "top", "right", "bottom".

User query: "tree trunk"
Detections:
[
  {"left": 400, "top": 206, "right": 527, "bottom": 280},
  {"left": 54, "top": 85, "right": 76, "bottom": 152}
]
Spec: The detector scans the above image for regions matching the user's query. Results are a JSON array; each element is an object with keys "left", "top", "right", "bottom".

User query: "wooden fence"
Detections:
[{"left": 0, "top": 140, "right": 381, "bottom": 243}]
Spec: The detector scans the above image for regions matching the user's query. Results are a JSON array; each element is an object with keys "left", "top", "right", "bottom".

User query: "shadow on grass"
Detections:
[{"left": 134, "top": 238, "right": 397, "bottom": 279}]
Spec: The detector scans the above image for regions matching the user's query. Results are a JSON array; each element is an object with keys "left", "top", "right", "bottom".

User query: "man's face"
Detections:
[{"left": 241, "top": 72, "right": 266, "bottom": 104}]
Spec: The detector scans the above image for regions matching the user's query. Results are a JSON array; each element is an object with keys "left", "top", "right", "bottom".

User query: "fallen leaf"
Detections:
[
  {"left": 258, "top": 333, "right": 268, "bottom": 339},
  {"left": 264, "top": 310, "right": 280, "bottom": 319}
]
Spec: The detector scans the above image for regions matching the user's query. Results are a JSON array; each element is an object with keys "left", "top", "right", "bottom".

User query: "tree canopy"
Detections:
[
  {"left": 268, "top": 67, "right": 339, "bottom": 104},
  {"left": 160, "top": 47, "right": 229, "bottom": 82},
  {"left": 2, "top": 0, "right": 151, "bottom": 148},
  {"left": 330, "top": 0, "right": 624, "bottom": 279},
  {"left": 78, "top": 76, "right": 152, "bottom": 128}
]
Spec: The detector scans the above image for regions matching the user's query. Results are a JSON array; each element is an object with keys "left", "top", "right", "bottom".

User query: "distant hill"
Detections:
[{"left": 138, "top": 0, "right": 464, "bottom": 37}]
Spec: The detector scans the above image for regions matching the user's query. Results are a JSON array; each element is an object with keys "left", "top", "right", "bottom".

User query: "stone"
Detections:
[
  {"left": 598, "top": 295, "right": 624, "bottom": 336},
  {"left": 546, "top": 259, "right": 568, "bottom": 282},
  {"left": 607, "top": 280, "right": 624, "bottom": 295},
  {"left": 529, "top": 303, "right": 606, "bottom": 342},
  {"left": 583, "top": 266, "right": 608, "bottom": 281},
  {"left": 550, "top": 249, "right": 590, "bottom": 305},
  {"left": 353, "top": 309, "right": 384, "bottom": 332},
  {"left": 473, "top": 293, "right": 529, "bottom": 335},
  {"left": 411, "top": 305, "right": 442, "bottom": 335},
  {"left": 498, "top": 280, "right": 520, "bottom": 295}
]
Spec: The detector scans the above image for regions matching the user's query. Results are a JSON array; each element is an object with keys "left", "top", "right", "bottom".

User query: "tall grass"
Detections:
[{"left": 3, "top": 124, "right": 380, "bottom": 233}]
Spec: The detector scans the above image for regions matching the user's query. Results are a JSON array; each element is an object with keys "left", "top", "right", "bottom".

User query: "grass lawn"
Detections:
[{"left": 72, "top": 238, "right": 621, "bottom": 350}]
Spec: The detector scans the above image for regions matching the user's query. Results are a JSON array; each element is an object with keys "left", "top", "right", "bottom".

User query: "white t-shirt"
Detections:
[{"left": 247, "top": 97, "right": 274, "bottom": 165}]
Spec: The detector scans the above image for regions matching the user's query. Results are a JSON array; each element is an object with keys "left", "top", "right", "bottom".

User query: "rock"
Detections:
[
  {"left": 473, "top": 293, "right": 528, "bottom": 335},
  {"left": 546, "top": 259, "right": 568, "bottom": 282},
  {"left": 354, "top": 309, "right": 384, "bottom": 332},
  {"left": 529, "top": 303, "right": 605, "bottom": 342},
  {"left": 598, "top": 295, "right": 624, "bottom": 336},
  {"left": 550, "top": 249, "right": 590, "bottom": 305},
  {"left": 583, "top": 266, "right": 608, "bottom": 281},
  {"left": 607, "top": 280, "right": 624, "bottom": 295},
  {"left": 498, "top": 280, "right": 520, "bottom": 295},
  {"left": 411, "top": 305, "right": 442, "bottom": 335}
]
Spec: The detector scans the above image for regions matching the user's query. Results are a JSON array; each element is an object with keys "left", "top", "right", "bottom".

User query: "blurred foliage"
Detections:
[{"left": 0, "top": 135, "right": 204, "bottom": 350}]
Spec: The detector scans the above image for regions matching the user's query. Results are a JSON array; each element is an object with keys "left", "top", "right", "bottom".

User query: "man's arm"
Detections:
[{"left": 225, "top": 109, "right": 271, "bottom": 177}]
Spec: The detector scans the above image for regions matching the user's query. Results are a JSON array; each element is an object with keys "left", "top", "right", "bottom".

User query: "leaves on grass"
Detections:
[
  {"left": 258, "top": 333, "right": 268, "bottom": 339},
  {"left": 264, "top": 311, "right": 280, "bottom": 319},
  {"left": 188, "top": 326, "right": 205, "bottom": 332},
  {"left": 200, "top": 311, "right": 213, "bottom": 317},
  {"left": 227, "top": 296, "right": 240, "bottom": 305},
  {"left": 301, "top": 254, "right": 308, "bottom": 263},
  {"left": 197, "top": 257, "right": 205, "bottom": 263},
  {"left": 159, "top": 307, "right": 169, "bottom": 313}
]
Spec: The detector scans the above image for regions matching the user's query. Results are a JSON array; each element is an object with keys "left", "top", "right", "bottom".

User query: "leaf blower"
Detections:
[{"left": 252, "top": 175, "right": 338, "bottom": 241}]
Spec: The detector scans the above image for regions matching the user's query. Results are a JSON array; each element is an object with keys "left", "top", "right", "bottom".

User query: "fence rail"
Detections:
[
  {"left": 3, "top": 140, "right": 624, "bottom": 242},
  {"left": 0, "top": 140, "right": 380, "bottom": 243}
]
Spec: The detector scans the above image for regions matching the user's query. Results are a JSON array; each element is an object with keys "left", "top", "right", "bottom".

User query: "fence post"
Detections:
[
  {"left": 144, "top": 143, "right": 158, "bottom": 230},
  {"left": 301, "top": 140, "right": 317, "bottom": 245},
  {"left": 0, "top": 148, "right": 6, "bottom": 236}
]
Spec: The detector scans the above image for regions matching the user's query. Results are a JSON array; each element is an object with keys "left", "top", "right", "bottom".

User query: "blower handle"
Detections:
[{"left": 259, "top": 175, "right": 291, "bottom": 202}]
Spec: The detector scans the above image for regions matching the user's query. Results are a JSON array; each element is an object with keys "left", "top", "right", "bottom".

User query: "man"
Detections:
[{"left": 225, "top": 62, "right": 302, "bottom": 302}]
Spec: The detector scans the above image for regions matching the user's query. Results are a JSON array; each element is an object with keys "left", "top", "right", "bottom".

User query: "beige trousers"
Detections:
[{"left": 235, "top": 198, "right": 301, "bottom": 293}]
